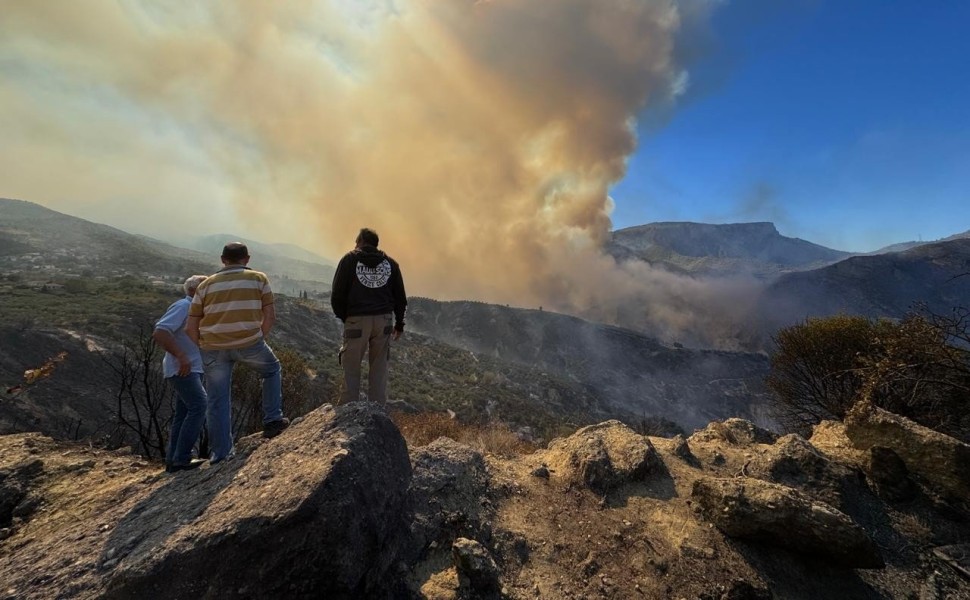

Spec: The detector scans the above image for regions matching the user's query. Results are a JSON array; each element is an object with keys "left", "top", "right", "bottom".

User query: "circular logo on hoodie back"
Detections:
[{"left": 356, "top": 259, "right": 392, "bottom": 288}]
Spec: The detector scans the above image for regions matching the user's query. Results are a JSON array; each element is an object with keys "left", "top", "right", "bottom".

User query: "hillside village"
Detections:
[{"left": 0, "top": 251, "right": 184, "bottom": 292}]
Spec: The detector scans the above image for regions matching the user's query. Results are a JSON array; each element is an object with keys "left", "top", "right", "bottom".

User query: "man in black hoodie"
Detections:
[{"left": 330, "top": 228, "right": 407, "bottom": 404}]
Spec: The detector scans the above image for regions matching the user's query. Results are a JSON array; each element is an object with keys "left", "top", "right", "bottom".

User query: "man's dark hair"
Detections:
[
  {"left": 222, "top": 242, "right": 250, "bottom": 262},
  {"left": 356, "top": 228, "right": 379, "bottom": 248}
]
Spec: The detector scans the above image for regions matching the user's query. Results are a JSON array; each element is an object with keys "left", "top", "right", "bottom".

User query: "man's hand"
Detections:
[
  {"left": 154, "top": 328, "right": 194, "bottom": 377},
  {"left": 176, "top": 354, "right": 192, "bottom": 377},
  {"left": 392, "top": 329, "right": 402, "bottom": 341}
]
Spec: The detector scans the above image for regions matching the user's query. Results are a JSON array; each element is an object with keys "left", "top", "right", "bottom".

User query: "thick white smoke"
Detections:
[{"left": 1, "top": 1, "right": 752, "bottom": 346}]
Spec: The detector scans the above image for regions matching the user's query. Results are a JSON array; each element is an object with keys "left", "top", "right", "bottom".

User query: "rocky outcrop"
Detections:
[
  {"left": 691, "top": 477, "right": 884, "bottom": 569},
  {"left": 407, "top": 437, "right": 492, "bottom": 561},
  {"left": 543, "top": 421, "right": 659, "bottom": 493},
  {"left": 103, "top": 402, "right": 412, "bottom": 599},
  {"left": 752, "top": 433, "right": 857, "bottom": 508},
  {"left": 4, "top": 409, "right": 970, "bottom": 599},
  {"left": 689, "top": 418, "right": 777, "bottom": 447},
  {"left": 845, "top": 401, "right": 970, "bottom": 502},
  {"left": 453, "top": 537, "right": 503, "bottom": 599},
  {"left": 0, "top": 458, "right": 43, "bottom": 528}
]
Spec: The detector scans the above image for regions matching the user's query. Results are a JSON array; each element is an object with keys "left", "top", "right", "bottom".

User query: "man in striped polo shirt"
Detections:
[{"left": 187, "top": 242, "right": 289, "bottom": 463}]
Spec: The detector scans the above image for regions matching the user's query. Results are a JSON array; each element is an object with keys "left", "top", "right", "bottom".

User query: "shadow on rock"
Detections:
[{"left": 102, "top": 402, "right": 412, "bottom": 600}]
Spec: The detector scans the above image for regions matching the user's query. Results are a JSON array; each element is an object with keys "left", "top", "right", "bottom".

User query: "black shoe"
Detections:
[
  {"left": 263, "top": 418, "right": 290, "bottom": 439},
  {"left": 166, "top": 458, "right": 206, "bottom": 473}
]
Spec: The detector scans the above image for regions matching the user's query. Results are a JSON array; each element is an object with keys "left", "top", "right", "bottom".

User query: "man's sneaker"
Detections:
[
  {"left": 263, "top": 418, "right": 290, "bottom": 439},
  {"left": 165, "top": 458, "right": 206, "bottom": 473}
]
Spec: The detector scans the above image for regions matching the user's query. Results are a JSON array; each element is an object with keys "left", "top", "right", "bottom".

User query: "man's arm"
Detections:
[
  {"left": 391, "top": 258, "right": 407, "bottom": 339},
  {"left": 330, "top": 254, "right": 351, "bottom": 321},
  {"left": 153, "top": 328, "right": 191, "bottom": 377},
  {"left": 261, "top": 303, "right": 276, "bottom": 337},
  {"left": 186, "top": 315, "right": 201, "bottom": 345}
]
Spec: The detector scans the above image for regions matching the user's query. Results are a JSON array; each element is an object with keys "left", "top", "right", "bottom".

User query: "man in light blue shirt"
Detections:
[{"left": 153, "top": 275, "right": 208, "bottom": 472}]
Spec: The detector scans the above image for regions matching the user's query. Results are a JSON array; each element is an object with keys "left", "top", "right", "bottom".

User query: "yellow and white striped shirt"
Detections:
[{"left": 189, "top": 267, "right": 274, "bottom": 350}]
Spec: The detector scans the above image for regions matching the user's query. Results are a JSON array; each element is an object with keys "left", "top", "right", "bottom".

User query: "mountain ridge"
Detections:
[{"left": 607, "top": 221, "right": 851, "bottom": 279}]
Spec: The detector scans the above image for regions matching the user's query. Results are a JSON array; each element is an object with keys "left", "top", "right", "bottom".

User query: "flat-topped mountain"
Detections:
[{"left": 608, "top": 221, "right": 850, "bottom": 278}]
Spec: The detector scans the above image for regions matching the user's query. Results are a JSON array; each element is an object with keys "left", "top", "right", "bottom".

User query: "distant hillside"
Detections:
[
  {"left": 189, "top": 234, "right": 334, "bottom": 266},
  {"left": 182, "top": 233, "right": 334, "bottom": 295},
  {"left": 0, "top": 199, "right": 331, "bottom": 295},
  {"left": 869, "top": 229, "right": 970, "bottom": 256},
  {"left": 0, "top": 198, "right": 214, "bottom": 278},
  {"left": 608, "top": 221, "right": 851, "bottom": 279},
  {"left": 755, "top": 238, "right": 970, "bottom": 333},
  {"left": 177, "top": 234, "right": 335, "bottom": 294},
  {"left": 407, "top": 298, "right": 773, "bottom": 430}
]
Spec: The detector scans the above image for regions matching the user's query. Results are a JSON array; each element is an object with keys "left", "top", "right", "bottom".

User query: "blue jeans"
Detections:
[
  {"left": 166, "top": 372, "right": 207, "bottom": 466},
  {"left": 202, "top": 340, "right": 284, "bottom": 462}
]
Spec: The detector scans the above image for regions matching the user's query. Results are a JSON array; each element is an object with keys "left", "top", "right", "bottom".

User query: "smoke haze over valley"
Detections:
[{"left": 4, "top": 1, "right": 968, "bottom": 346}]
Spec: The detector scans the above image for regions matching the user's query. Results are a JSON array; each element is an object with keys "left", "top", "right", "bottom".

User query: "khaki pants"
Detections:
[{"left": 340, "top": 313, "right": 393, "bottom": 404}]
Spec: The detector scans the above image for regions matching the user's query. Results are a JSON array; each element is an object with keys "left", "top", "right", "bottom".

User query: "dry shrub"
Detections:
[{"left": 390, "top": 411, "right": 536, "bottom": 458}]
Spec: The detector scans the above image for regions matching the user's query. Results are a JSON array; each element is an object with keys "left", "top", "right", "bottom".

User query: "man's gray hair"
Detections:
[{"left": 183, "top": 275, "right": 208, "bottom": 295}]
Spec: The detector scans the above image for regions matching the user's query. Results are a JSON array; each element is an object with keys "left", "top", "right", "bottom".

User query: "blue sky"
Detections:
[{"left": 611, "top": 0, "right": 970, "bottom": 252}]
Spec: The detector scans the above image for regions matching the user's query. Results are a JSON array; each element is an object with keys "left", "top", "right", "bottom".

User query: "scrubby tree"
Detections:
[
  {"left": 767, "top": 310, "right": 970, "bottom": 440},
  {"left": 765, "top": 315, "right": 887, "bottom": 433},
  {"left": 230, "top": 346, "right": 319, "bottom": 437},
  {"left": 102, "top": 323, "right": 170, "bottom": 458},
  {"left": 861, "top": 309, "right": 970, "bottom": 439}
]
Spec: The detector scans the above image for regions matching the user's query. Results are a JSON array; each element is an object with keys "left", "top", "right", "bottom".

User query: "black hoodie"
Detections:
[{"left": 330, "top": 245, "right": 407, "bottom": 331}]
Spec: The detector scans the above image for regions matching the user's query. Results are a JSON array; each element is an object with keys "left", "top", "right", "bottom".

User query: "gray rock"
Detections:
[
  {"left": 845, "top": 401, "right": 970, "bottom": 503},
  {"left": 753, "top": 433, "right": 855, "bottom": 508},
  {"left": 453, "top": 537, "right": 502, "bottom": 599},
  {"left": 690, "top": 419, "right": 777, "bottom": 447},
  {"left": 0, "top": 459, "right": 43, "bottom": 527},
  {"left": 691, "top": 476, "right": 883, "bottom": 569},
  {"left": 407, "top": 437, "right": 492, "bottom": 561},
  {"left": 671, "top": 434, "right": 693, "bottom": 460},
  {"left": 544, "top": 420, "right": 660, "bottom": 493},
  {"left": 103, "top": 402, "right": 412, "bottom": 599},
  {"left": 530, "top": 465, "right": 550, "bottom": 479}
]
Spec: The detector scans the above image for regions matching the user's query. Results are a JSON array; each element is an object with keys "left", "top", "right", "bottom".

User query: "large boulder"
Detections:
[
  {"left": 103, "top": 402, "right": 412, "bottom": 599},
  {"left": 689, "top": 418, "right": 777, "bottom": 447},
  {"left": 752, "top": 433, "right": 857, "bottom": 509},
  {"left": 407, "top": 437, "right": 492, "bottom": 560},
  {"left": 543, "top": 420, "right": 660, "bottom": 493},
  {"left": 844, "top": 401, "right": 970, "bottom": 502},
  {"left": 691, "top": 477, "right": 883, "bottom": 569},
  {"left": 452, "top": 537, "right": 503, "bottom": 599}
]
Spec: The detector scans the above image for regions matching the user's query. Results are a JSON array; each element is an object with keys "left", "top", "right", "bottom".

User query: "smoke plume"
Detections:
[{"left": 1, "top": 1, "right": 752, "bottom": 345}]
